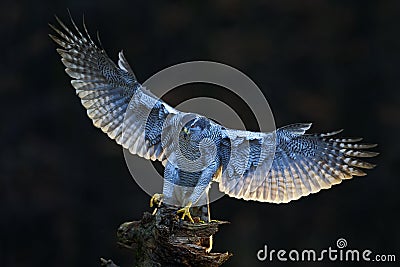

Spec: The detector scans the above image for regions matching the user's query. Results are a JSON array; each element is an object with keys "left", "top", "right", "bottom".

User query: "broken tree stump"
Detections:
[{"left": 112, "top": 205, "right": 232, "bottom": 266}]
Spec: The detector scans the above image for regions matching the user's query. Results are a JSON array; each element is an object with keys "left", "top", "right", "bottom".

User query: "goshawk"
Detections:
[{"left": 50, "top": 16, "right": 378, "bottom": 226}]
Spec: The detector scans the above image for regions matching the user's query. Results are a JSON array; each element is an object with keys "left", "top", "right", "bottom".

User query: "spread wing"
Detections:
[
  {"left": 217, "top": 128, "right": 276, "bottom": 197},
  {"left": 49, "top": 15, "right": 194, "bottom": 163},
  {"left": 50, "top": 15, "right": 378, "bottom": 204},
  {"left": 218, "top": 123, "right": 378, "bottom": 203}
]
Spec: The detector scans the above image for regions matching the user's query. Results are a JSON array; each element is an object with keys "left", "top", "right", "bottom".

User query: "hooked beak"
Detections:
[{"left": 183, "top": 127, "right": 189, "bottom": 137}]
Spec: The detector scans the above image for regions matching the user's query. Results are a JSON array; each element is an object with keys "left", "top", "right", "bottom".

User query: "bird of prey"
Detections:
[{"left": 49, "top": 16, "right": 378, "bottom": 225}]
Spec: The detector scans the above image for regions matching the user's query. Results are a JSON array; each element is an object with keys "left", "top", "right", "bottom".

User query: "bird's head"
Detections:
[{"left": 181, "top": 117, "right": 211, "bottom": 140}]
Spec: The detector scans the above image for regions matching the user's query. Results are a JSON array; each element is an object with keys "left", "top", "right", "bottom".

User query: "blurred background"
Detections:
[{"left": 1, "top": 0, "right": 399, "bottom": 266}]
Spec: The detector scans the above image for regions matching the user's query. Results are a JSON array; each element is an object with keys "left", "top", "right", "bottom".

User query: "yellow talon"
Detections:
[
  {"left": 177, "top": 202, "right": 194, "bottom": 223},
  {"left": 150, "top": 193, "right": 164, "bottom": 215},
  {"left": 150, "top": 193, "right": 164, "bottom": 207}
]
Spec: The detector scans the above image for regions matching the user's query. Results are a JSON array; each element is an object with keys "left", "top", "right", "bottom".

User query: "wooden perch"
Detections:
[{"left": 102, "top": 205, "right": 232, "bottom": 267}]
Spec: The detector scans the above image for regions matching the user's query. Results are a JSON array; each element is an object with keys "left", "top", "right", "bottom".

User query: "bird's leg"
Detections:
[
  {"left": 150, "top": 193, "right": 164, "bottom": 215},
  {"left": 177, "top": 202, "right": 194, "bottom": 223}
]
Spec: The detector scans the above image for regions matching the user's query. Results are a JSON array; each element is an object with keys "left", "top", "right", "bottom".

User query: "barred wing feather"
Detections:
[
  {"left": 49, "top": 15, "right": 183, "bottom": 163},
  {"left": 219, "top": 123, "right": 378, "bottom": 203}
]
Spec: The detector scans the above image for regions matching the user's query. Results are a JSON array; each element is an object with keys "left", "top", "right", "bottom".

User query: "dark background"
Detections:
[{"left": 1, "top": 0, "right": 399, "bottom": 266}]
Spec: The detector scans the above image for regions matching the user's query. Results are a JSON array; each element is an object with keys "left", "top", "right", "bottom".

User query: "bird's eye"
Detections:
[{"left": 190, "top": 125, "right": 199, "bottom": 131}]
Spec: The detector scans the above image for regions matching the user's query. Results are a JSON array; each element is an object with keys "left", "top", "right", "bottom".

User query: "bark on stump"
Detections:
[{"left": 102, "top": 206, "right": 232, "bottom": 267}]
